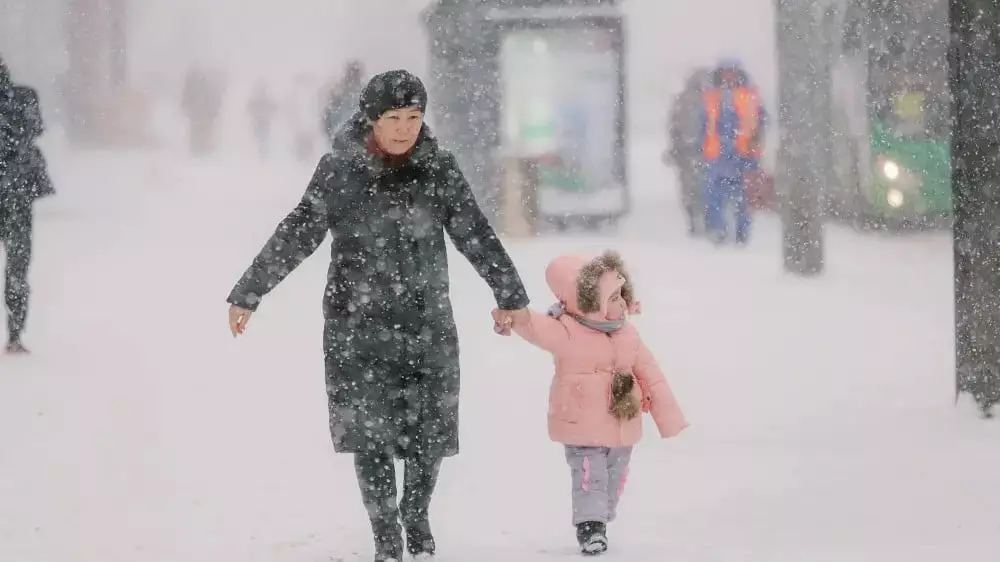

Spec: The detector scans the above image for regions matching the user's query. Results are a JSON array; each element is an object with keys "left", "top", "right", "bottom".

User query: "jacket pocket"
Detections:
[{"left": 549, "top": 379, "right": 583, "bottom": 423}]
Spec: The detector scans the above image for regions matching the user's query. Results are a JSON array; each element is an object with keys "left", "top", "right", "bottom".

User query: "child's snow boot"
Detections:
[{"left": 575, "top": 521, "right": 608, "bottom": 555}]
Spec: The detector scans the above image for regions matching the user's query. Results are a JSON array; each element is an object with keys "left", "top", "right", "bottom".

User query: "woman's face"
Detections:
[{"left": 372, "top": 106, "right": 424, "bottom": 155}]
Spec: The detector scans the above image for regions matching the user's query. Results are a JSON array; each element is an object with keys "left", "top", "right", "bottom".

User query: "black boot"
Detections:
[
  {"left": 372, "top": 518, "right": 404, "bottom": 562},
  {"left": 370, "top": 514, "right": 403, "bottom": 561},
  {"left": 575, "top": 521, "right": 608, "bottom": 555},
  {"left": 405, "top": 524, "right": 435, "bottom": 558},
  {"left": 400, "top": 455, "right": 442, "bottom": 558},
  {"left": 355, "top": 451, "right": 404, "bottom": 562}
]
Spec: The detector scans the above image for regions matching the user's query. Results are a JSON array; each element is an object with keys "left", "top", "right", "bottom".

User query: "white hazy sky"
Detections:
[
  {"left": 1, "top": 0, "right": 777, "bottom": 139},
  {"left": 130, "top": 0, "right": 432, "bottom": 80},
  {"left": 128, "top": 0, "right": 776, "bottom": 109}
]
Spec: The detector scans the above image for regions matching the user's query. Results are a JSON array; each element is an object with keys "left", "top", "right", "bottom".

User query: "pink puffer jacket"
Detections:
[{"left": 513, "top": 251, "right": 688, "bottom": 447}]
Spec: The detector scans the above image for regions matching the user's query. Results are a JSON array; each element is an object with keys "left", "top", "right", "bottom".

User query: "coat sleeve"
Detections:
[
  {"left": 512, "top": 310, "right": 571, "bottom": 354},
  {"left": 12, "top": 86, "right": 43, "bottom": 141},
  {"left": 633, "top": 335, "right": 689, "bottom": 438},
  {"left": 440, "top": 151, "right": 530, "bottom": 310},
  {"left": 226, "top": 154, "right": 336, "bottom": 311}
]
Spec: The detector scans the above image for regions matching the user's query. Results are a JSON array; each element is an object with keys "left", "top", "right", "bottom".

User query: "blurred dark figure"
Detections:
[
  {"left": 665, "top": 67, "right": 712, "bottom": 235},
  {"left": 181, "top": 66, "right": 226, "bottom": 156},
  {"left": 698, "top": 58, "right": 768, "bottom": 245},
  {"left": 285, "top": 73, "right": 322, "bottom": 163},
  {"left": 0, "top": 56, "right": 55, "bottom": 354},
  {"left": 247, "top": 82, "right": 278, "bottom": 158},
  {"left": 323, "top": 60, "right": 365, "bottom": 144}
]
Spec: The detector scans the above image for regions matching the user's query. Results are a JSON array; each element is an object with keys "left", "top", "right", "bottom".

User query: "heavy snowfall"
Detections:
[{"left": 1, "top": 1, "right": 998, "bottom": 561}]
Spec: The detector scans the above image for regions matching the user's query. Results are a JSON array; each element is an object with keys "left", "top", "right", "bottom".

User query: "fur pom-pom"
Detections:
[{"left": 610, "top": 371, "right": 641, "bottom": 421}]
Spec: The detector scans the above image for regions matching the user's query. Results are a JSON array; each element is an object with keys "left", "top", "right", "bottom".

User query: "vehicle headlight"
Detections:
[
  {"left": 886, "top": 188, "right": 905, "bottom": 208},
  {"left": 881, "top": 159, "right": 901, "bottom": 181},
  {"left": 875, "top": 156, "right": 922, "bottom": 210}
]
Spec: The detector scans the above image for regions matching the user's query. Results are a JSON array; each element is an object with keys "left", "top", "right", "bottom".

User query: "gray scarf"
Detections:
[{"left": 548, "top": 302, "right": 625, "bottom": 334}]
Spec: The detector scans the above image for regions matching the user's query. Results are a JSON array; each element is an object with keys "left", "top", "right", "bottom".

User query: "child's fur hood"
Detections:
[{"left": 545, "top": 251, "right": 636, "bottom": 315}]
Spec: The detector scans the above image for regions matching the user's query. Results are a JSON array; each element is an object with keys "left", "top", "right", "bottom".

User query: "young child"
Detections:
[{"left": 494, "top": 251, "right": 688, "bottom": 555}]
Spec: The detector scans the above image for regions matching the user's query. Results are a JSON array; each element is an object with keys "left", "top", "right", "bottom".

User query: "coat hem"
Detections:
[{"left": 331, "top": 443, "right": 460, "bottom": 458}]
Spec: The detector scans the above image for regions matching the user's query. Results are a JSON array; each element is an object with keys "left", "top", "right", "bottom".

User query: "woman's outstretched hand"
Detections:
[{"left": 229, "top": 305, "right": 253, "bottom": 337}]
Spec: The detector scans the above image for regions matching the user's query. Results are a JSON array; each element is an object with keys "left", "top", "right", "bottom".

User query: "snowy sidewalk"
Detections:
[{"left": 1, "top": 147, "right": 997, "bottom": 562}]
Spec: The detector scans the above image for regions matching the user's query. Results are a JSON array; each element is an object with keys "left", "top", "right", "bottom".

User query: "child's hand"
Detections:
[
  {"left": 492, "top": 308, "right": 529, "bottom": 335},
  {"left": 637, "top": 377, "right": 652, "bottom": 413}
]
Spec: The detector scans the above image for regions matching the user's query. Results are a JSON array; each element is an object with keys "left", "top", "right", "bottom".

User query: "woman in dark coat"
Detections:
[{"left": 226, "top": 70, "right": 529, "bottom": 562}]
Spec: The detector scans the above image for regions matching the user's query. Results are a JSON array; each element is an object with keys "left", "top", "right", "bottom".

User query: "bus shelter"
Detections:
[{"left": 423, "top": 0, "right": 628, "bottom": 235}]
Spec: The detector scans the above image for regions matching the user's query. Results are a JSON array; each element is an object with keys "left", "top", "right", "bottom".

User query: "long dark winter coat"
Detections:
[
  {"left": 227, "top": 113, "right": 529, "bottom": 459},
  {"left": 2, "top": 79, "right": 53, "bottom": 224},
  {"left": 1, "top": 84, "right": 54, "bottom": 203}
]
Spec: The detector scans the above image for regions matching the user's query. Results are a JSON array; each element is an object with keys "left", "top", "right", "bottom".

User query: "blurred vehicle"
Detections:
[{"left": 828, "top": 0, "right": 950, "bottom": 229}]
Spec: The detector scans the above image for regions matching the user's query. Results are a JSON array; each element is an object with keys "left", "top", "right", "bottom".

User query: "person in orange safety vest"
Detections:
[{"left": 698, "top": 58, "right": 767, "bottom": 245}]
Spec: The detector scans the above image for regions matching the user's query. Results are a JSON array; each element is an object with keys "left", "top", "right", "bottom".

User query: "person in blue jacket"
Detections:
[{"left": 698, "top": 58, "right": 768, "bottom": 245}]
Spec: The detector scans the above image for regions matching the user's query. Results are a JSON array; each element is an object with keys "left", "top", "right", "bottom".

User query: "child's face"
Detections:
[{"left": 606, "top": 289, "right": 627, "bottom": 321}]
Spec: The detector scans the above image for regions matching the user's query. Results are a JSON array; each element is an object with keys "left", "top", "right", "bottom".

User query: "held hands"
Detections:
[
  {"left": 228, "top": 305, "right": 253, "bottom": 337},
  {"left": 491, "top": 308, "right": 529, "bottom": 336},
  {"left": 491, "top": 302, "right": 637, "bottom": 335}
]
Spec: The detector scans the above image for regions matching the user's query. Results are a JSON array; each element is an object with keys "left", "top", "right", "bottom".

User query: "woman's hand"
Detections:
[
  {"left": 229, "top": 305, "right": 253, "bottom": 337},
  {"left": 492, "top": 308, "right": 528, "bottom": 335}
]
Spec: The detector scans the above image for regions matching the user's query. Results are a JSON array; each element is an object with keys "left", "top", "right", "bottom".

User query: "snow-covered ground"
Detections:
[{"left": 1, "top": 139, "right": 997, "bottom": 562}]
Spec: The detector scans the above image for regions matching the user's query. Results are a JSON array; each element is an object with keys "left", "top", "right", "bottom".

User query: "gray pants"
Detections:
[{"left": 565, "top": 445, "right": 633, "bottom": 525}]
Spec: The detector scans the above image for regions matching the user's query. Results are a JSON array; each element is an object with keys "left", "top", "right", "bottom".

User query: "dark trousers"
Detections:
[
  {"left": 1, "top": 197, "right": 32, "bottom": 344},
  {"left": 354, "top": 448, "right": 442, "bottom": 556},
  {"left": 677, "top": 160, "right": 706, "bottom": 232}
]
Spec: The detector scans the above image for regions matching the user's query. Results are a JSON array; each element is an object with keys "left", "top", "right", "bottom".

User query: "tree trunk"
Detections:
[
  {"left": 776, "top": 0, "right": 825, "bottom": 275},
  {"left": 951, "top": 0, "right": 1000, "bottom": 417}
]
